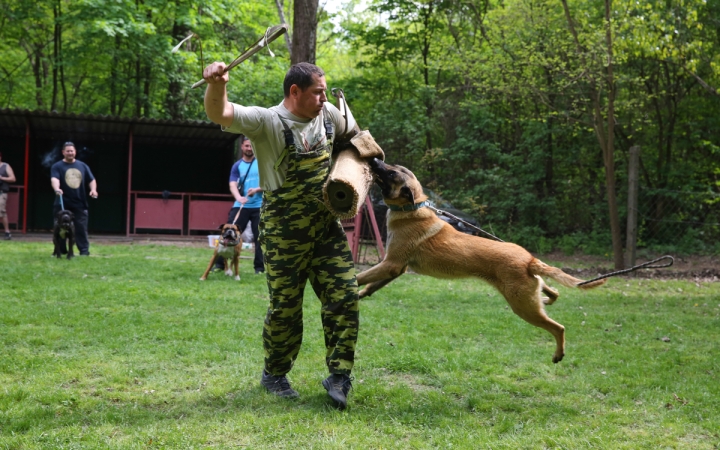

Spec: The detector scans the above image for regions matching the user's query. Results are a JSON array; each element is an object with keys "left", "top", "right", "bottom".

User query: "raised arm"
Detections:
[{"left": 203, "top": 62, "right": 234, "bottom": 128}]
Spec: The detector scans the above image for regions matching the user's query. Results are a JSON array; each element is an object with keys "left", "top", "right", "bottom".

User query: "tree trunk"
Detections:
[
  {"left": 561, "top": 0, "right": 623, "bottom": 269},
  {"left": 144, "top": 64, "right": 151, "bottom": 117},
  {"left": 291, "top": 0, "right": 318, "bottom": 64},
  {"left": 110, "top": 34, "right": 120, "bottom": 115},
  {"left": 166, "top": 21, "right": 189, "bottom": 119},
  {"left": 421, "top": 4, "right": 434, "bottom": 151},
  {"left": 602, "top": 0, "right": 623, "bottom": 270},
  {"left": 135, "top": 57, "right": 142, "bottom": 117},
  {"left": 51, "top": 0, "right": 60, "bottom": 111},
  {"left": 33, "top": 50, "right": 44, "bottom": 108},
  {"left": 59, "top": 15, "right": 67, "bottom": 112}
]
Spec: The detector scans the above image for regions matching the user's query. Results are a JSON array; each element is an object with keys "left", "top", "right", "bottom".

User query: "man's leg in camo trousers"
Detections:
[
  {"left": 308, "top": 217, "right": 359, "bottom": 375},
  {"left": 260, "top": 226, "right": 313, "bottom": 376}
]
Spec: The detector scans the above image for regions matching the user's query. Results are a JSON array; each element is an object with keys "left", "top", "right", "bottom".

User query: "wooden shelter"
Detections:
[{"left": 0, "top": 108, "right": 239, "bottom": 236}]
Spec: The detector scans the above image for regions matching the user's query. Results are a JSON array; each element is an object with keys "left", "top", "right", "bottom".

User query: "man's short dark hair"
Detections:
[
  {"left": 62, "top": 141, "right": 75, "bottom": 150},
  {"left": 283, "top": 63, "right": 325, "bottom": 97}
]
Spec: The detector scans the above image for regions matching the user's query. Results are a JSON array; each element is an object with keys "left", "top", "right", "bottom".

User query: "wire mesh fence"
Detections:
[{"left": 636, "top": 188, "right": 720, "bottom": 252}]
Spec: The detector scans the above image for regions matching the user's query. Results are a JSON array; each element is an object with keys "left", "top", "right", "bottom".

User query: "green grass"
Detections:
[{"left": 1, "top": 241, "right": 719, "bottom": 449}]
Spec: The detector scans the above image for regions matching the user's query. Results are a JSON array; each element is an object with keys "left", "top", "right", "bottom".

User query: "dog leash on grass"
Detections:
[
  {"left": 428, "top": 204, "right": 674, "bottom": 282},
  {"left": 576, "top": 255, "right": 675, "bottom": 285}
]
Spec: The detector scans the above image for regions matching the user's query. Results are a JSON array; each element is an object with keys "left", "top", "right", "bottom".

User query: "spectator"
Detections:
[
  {"left": 215, "top": 137, "right": 264, "bottom": 274},
  {"left": 0, "top": 152, "right": 17, "bottom": 240}
]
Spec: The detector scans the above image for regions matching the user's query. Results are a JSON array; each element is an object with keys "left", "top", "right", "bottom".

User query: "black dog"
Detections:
[{"left": 53, "top": 210, "right": 76, "bottom": 259}]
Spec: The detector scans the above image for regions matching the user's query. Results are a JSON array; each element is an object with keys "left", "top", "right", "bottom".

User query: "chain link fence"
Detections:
[{"left": 636, "top": 188, "right": 720, "bottom": 253}]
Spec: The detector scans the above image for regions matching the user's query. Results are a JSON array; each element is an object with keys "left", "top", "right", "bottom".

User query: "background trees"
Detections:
[{"left": 1, "top": 0, "right": 718, "bottom": 256}]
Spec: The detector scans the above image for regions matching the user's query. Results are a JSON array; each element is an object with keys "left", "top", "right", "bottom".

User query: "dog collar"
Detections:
[{"left": 387, "top": 200, "right": 430, "bottom": 212}]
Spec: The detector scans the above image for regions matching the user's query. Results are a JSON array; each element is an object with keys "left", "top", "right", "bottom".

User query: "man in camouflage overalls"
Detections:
[{"left": 202, "top": 61, "right": 359, "bottom": 409}]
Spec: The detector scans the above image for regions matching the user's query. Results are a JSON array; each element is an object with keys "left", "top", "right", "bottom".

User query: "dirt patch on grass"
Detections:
[{"left": 539, "top": 251, "right": 719, "bottom": 283}]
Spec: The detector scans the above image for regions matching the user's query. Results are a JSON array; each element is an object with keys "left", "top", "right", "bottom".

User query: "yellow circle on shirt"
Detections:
[{"left": 65, "top": 168, "right": 82, "bottom": 189}]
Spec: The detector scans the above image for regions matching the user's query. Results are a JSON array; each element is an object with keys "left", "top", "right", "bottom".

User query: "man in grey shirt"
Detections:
[{"left": 203, "top": 61, "right": 359, "bottom": 410}]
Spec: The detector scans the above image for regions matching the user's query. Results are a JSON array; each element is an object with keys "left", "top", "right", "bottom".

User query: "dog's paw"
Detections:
[
  {"left": 234, "top": 275, "right": 240, "bottom": 281},
  {"left": 199, "top": 277, "right": 206, "bottom": 281},
  {"left": 225, "top": 269, "right": 233, "bottom": 277},
  {"left": 358, "top": 288, "right": 369, "bottom": 299},
  {"left": 552, "top": 353, "right": 564, "bottom": 364}
]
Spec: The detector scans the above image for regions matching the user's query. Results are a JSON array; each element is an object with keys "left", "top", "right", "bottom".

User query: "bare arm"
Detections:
[
  {"left": 229, "top": 181, "right": 243, "bottom": 203},
  {"left": 51, "top": 177, "right": 62, "bottom": 195},
  {"left": 203, "top": 62, "right": 234, "bottom": 128},
  {"left": 0, "top": 165, "right": 16, "bottom": 183},
  {"left": 89, "top": 179, "right": 98, "bottom": 198}
]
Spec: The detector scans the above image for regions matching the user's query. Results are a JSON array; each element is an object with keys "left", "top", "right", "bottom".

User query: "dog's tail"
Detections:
[{"left": 529, "top": 258, "right": 607, "bottom": 290}]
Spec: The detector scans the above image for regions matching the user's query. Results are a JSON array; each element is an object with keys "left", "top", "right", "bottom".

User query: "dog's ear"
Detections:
[
  {"left": 401, "top": 186, "right": 415, "bottom": 205},
  {"left": 218, "top": 224, "right": 225, "bottom": 230}
]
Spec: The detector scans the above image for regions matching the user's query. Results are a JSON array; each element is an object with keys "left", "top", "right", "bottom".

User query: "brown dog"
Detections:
[
  {"left": 200, "top": 223, "right": 241, "bottom": 281},
  {"left": 356, "top": 159, "right": 606, "bottom": 363}
]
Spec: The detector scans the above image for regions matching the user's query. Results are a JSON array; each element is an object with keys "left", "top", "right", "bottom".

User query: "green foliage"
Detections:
[
  {"left": 1, "top": 0, "right": 719, "bottom": 254},
  {"left": 0, "top": 0, "right": 286, "bottom": 119},
  {"left": 333, "top": 0, "right": 720, "bottom": 255},
  {"left": 1, "top": 241, "right": 719, "bottom": 448}
]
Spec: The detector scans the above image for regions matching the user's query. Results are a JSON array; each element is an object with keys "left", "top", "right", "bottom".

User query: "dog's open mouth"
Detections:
[{"left": 222, "top": 233, "right": 238, "bottom": 245}]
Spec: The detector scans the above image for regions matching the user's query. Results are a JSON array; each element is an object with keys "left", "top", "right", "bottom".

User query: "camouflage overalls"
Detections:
[{"left": 258, "top": 110, "right": 359, "bottom": 376}]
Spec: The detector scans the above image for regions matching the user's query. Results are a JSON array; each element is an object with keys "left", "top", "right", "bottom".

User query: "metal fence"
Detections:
[{"left": 636, "top": 188, "right": 720, "bottom": 251}]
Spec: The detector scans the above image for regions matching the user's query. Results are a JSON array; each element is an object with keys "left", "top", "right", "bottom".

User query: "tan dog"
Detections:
[
  {"left": 356, "top": 159, "right": 606, "bottom": 363},
  {"left": 200, "top": 224, "right": 241, "bottom": 281}
]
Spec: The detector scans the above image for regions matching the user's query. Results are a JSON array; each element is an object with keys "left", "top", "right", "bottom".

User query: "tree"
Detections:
[
  {"left": 559, "top": 0, "right": 623, "bottom": 269},
  {"left": 291, "top": 0, "right": 319, "bottom": 63}
]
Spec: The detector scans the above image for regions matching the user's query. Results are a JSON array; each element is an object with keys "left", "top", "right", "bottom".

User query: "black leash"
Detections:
[
  {"left": 428, "top": 204, "right": 674, "bottom": 283},
  {"left": 577, "top": 255, "right": 675, "bottom": 285},
  {"left": 428, "top": 206, "right": 505, "bottom": 242}
]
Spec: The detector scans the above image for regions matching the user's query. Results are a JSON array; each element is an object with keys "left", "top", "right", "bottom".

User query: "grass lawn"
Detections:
[{"left": 1, "top": 241, "right": 719, "bottom": 449}]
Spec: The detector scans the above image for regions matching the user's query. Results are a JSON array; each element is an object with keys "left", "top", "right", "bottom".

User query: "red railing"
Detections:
[
  {"left": 129, "top": 191, "right": 233, "bottom": 235},
  {"left": 5, "top": 185, "right": 24, "bottom": 231}
]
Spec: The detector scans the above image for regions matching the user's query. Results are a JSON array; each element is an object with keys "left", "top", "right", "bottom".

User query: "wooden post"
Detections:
[{"left": 625, "top": 145, "right": 640, "bottom": 268}]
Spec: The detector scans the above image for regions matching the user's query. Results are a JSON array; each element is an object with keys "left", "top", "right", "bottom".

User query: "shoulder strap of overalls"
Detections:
[
  {"left": 274, "top": 114, "right": 296, "bottom": 171},
  {"left": 323, "top": 104, "right": 334, "bottom": 144},
  {"left": 273, "top": 107, "right": 334, "bottom": 171}
]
